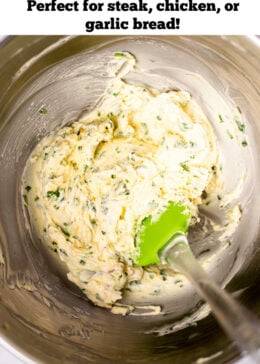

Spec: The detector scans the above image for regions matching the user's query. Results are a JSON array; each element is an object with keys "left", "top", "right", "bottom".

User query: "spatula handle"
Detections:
[{"left": 162, "top": 236, "right": 260, "bottom": 362}]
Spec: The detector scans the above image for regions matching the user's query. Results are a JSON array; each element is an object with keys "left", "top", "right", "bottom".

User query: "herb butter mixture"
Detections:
[{"left": 23, "top": 53, "right": 220, "bottom": 312}]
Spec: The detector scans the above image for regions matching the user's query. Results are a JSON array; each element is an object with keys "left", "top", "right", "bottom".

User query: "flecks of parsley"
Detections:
[
  {"left": 23, "top": 194, "right": 28, "bottom": 205},
  {"left": 174, "top": 279, "right": 183, "bottom": 284},
  {"left": 159, "top": 269, "right": 167, "bottom": 281},
  {"left": 235, "top": 119, "right": 245, "bottom": 133},
  {"left": 226, "top": 130, "right": 234, "bottom": 140},
  {"left": 225, "top": 240, "right": 232, "bottom": 248},
  {"left": 152, "top": 289, "right": 161, "bottom": 296},
  {"left": 47, "top": 188, "right": 60, "bottom": 199},
  {"left": 114, "top": 52, "right": 126, "bottom": 57},
  {"left": 60, "top": 226, "right": 70, "bottom": 237},
  {"left": 39, "top": 107, "right": 47, "bottom": 115},
  {"left": 180, "top": 163, "right": 190, "bottom": 172},
  {"left": 218, "top": 114, "right": 224, "bottom": 123},
  {"left": 60, "top": 248, "right": 68, "bottom": 256}
]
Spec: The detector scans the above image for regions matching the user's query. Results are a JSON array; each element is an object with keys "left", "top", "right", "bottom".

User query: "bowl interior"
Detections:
[{"left": 0, "top": 36, "right": 259, "bottom": 364}]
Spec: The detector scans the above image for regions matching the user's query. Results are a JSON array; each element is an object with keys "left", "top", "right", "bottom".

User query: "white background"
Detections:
[{"left": 0, "top": 0, "right": 259, "bottom": 34}]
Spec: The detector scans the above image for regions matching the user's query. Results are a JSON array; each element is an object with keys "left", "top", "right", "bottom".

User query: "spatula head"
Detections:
[{"left": 134, "top": 201, "right": 190, "bottom": 266}]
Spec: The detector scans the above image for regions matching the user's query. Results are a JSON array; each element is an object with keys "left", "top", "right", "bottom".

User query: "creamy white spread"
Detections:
[{"left": 22, "top": 52, "right": 239, "bottom": 314}]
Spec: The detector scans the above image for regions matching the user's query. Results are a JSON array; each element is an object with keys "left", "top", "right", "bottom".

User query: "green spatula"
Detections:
[
  {"left": 135, "top": 201, "right": 260, "bottom": 362},
  {"left": 135, "top": 201, "right": 190, "bottom": 266}
]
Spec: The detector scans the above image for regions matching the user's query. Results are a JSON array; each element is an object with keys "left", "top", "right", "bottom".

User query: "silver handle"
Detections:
[{"left": 162, "top": 236, "right": 260, "bottom": 362}]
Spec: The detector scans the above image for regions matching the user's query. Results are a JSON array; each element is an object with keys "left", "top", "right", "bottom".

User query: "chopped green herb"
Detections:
[
  {"left": 141, "top": 122, "right": 149, "bottom": 135},
  {"left": 235, "top": 119, "right": 245, "bottom": 133},
  {"left": 43, "top": 153, "right": 48, "bottom": 160},
  {"left": 114, "top": 52, "right": 126, "bottom": 57},
  {"left": 180, "top": 163, "right": 190, "bottom": 172},
  {"left": 47, "top": 188, "right": 60, "bottom": 199},
  {"left": 242, "top": 140, "right": 248, "bottom": 147},
  {"left": 80, "top": 260, "right": 86, "bottom": 265},
  {"left": 129, "top": 280, "right": 140, "bottom": 286},
  {"left": 53, "top": 204, "right": 60, "bottom": 210},
  {"left": 25, "top": 185, "right": 31, "bottom": 192},
  {"left": 130, "top": 152, "right": 136, "bottom": 161},
  {"left": 113, "top": 92, "right": 119, "bottom": 96},
  {"left": 174, "top": 279, "right": 182, "bottom": 284},
  {"left": 52, "top": 241, "right": 57, "bottom": 246},
  {"left": 181, "top": 122, "right": 191, "bottom": 130},
  {"left": 39, "top": 107, "right": 47, "bottom": 115},
  {"left": 34, "top": 196, "right": 39, "bottom": 202},
  {"left": 217, "top": 195, "right": 222, "bottom": 201},
  {"left": 156, "top": 115, "right": 162, "bottom": 121},
  {"left": 115, "top": 147, "right": 121, "bottom": 153},
  {"left": 121, "top": 183, "right": 130, "bottom": 195},
  {"left": 60, "top": 248, "right": 68, "bottom": 256},
  {"left": 111, "top": 174, "right": 116, "bottom": 179},
  {"left": 226, "top": 130, "right": 234, "bottom": 140},
  {"left": 60, "top": 226, "right": 70, "bottom": 237},
  {"left": 159, "top": 269, "right": 167, "bottom": 281},
  {"left": 71, "top": 161, "right": 78, "bottom": 170},
  {"left": 63, "top": 222, "right": 69, "bottom": 227},
  {"left": 225, "top": 240, "right": 232, "bottom": 248},
  {"left": 83, "top": 164, "right": 88, "bottom": 173},
  {"left": 218, "top": 114, "right": 224, "bottom": 122},
  {"left": 23, "top": 194, "right": 28, "bottom": 205},
  {"left": 78, "top": 146, "right": 83, "bottom": 150},
  {"left": 152, "top": 289, "right": 161, "bottom": 296},
  {"left": 101, "top": 230, "right": 106, "bottom": 235}
]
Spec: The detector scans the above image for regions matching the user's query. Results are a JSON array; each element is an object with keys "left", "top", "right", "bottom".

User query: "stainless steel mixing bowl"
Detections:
[{"left": 0, "top": 36, "right": 259, "bottom": 364}]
